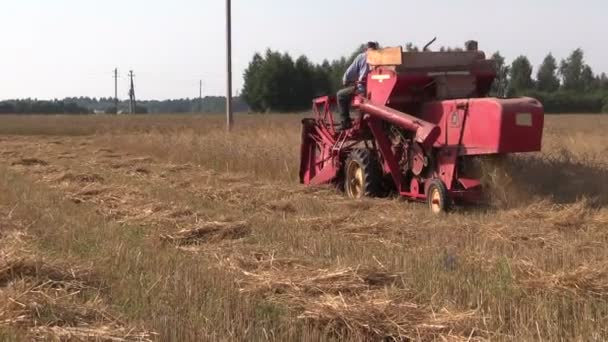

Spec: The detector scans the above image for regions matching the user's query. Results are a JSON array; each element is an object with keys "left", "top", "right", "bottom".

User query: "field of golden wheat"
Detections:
[{"left": 0, "top": 113, "right": 608, "bottom": 341}]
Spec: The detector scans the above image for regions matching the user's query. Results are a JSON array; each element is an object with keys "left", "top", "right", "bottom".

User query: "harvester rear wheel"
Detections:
[
  {"left": 344, "top": 149, "right": 382, "bottom": 199},
  {"left": 427, "top": 179, "right": 450, "bottom": 214}
]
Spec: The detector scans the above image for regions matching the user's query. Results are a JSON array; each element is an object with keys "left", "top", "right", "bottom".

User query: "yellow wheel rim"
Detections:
[
  {"left": 430, "top": 188, "right": 442, "bottom": 214},
  {"left": 346, "top": 160, "right": 364, "bottom": 198}
]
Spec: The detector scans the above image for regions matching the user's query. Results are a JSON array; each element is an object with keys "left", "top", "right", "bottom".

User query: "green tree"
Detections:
[
  {"left": 327, "top": 57, "right": 348, "bottom": 92},
  {"left": 490, "top": 52, "right": 510, "bottom": 97},
  {"left": 405, "top": 42, "right": 419, "bottom": 52},
  {"left": 600, "top": 73, "right": 608, "bottom": 90},
  {"left": 508, "top": 56, "right": 534, "bottom": 95},
  {"left": 242, "top": 53, "right": 264, "bottom": 112},
  {"left": 581, "top": 65, "right": 597, "bottom": 91},
  {"left": 293, "top": 56, "right": 315, "bottom": 108},
  {"left": 536, "top": 53, "right": 560, "bottom": 92},
  {"left": 312, "top": 62, "right": 333, "bottom": 97},
  {"left": 261, "top": 50, "right": 297, "bottom": 112},
  {"left": 559, "top": 48, "right": 586, "bottom": 91},
  {"left": 242, "top": 50, "right": 322, "bottom": 112}
]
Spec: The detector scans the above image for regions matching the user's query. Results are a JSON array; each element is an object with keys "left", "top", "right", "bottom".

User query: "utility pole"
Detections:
[
  {"left": 128, "top": 70, "right": 136, "bottom": 114},
  {"left": 226, "top": 0, "right": 233, "bottom": 130},
  {"left": 199, "top": 80, "right": 203, "bottom": 113},
  {"left": 113, "top": 68, "right": 119, "bottom": 114}
]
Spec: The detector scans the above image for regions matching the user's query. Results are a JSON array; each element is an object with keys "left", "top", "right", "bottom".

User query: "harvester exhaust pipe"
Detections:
[
  {"left": 423, "top": 37, "right": 437, "bottom": 51},
  {"left": 358, "top": 100, "right": 441, "bottom": 148}
]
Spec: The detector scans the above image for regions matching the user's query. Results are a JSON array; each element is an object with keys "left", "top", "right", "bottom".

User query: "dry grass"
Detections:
[
  {"left": 0, "top": 229, "right": 152, "bottom": 341},
  {"left": 161, "top": 221, "right": 251, "bottom": 245},
  {"left": 0, "top": 113, "right": 607, "bottom": 340},
  {"left": 517, "top": 259, "right": 608, "bottom": 298},
  {"left": 225, "top": 258, "right": 480, "bottom": 340}
]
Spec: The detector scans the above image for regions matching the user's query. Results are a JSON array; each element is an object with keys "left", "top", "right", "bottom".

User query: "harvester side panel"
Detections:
[{"left": 419, "top": 97, "right": 544, "bottom": 155}]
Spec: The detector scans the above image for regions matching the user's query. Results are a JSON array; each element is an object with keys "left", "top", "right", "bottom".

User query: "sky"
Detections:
[{"left": 1, "top": 0, "right": 606, "bottom": 101}]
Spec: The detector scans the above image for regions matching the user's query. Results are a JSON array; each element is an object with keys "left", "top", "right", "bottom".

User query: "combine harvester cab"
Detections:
[{"left": 300, "top": 42, "right": 544, "bottom": 213}]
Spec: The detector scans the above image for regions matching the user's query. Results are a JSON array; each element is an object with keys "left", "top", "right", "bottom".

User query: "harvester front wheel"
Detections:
[
  {"left": 427, "top": 179, "right": 450, "bottom": 214},
  {"left": 344, "top": 149, "right": 382, "bottom": 199}
]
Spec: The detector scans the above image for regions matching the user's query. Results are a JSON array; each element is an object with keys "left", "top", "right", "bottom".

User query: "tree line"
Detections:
[
  {"left": 242, "top": 45, "right": 608, "bottom": 113},
  {"left": 491, "top": 49, "right": 608, "bottom": 113},
  {"left": 0, "top": 99, "right": 91, "bottom": 115},
  {"left": 0, "top": 96, "right": 248, "bottom": 115},
  {"left": 242, "top": 46, "right": 367, "bottom": 112}
]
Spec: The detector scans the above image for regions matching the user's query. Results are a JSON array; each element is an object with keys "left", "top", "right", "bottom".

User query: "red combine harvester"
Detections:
[{"left": 299, "top": 42, "right": 544, "bottom": 213}]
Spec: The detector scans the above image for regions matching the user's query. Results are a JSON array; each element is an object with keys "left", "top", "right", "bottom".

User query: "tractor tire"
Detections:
[
  {"left": 427, "top": 179, "right": 450, "bottom": 214},
  {"left": 344, "top": 148, "right": 383, "bottom": 199}
]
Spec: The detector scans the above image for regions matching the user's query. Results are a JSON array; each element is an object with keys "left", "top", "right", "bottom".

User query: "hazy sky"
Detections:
[{"left": 1, "top": 0, "right": 605, "bottom": 100}]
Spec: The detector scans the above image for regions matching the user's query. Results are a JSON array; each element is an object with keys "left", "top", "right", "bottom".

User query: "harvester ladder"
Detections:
[{"left": 332, "top": 131, "right": 349, "bottom": 153}]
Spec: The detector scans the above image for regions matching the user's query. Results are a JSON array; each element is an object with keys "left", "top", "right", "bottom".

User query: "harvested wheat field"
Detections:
[{"left": 0, "top": 113, "right": 607, "bottom": 341}]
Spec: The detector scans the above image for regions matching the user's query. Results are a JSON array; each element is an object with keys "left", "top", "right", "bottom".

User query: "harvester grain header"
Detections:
[{"left": 299, "top": 41, "right": 544, "bottom": 213}]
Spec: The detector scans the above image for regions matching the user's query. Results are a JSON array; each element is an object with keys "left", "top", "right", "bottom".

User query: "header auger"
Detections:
[{"left": 299, "top": 41, "right": 544, "bottom": 213}]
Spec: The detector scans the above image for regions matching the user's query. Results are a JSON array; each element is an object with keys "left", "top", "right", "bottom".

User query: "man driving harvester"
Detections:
[{"left": 337, "top": 41, "right": 379, "bottom": 130}]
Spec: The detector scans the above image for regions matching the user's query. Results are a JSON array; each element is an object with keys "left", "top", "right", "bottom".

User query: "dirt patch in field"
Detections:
[
  {"left": 266, "top": 199, "right": 297, "bottom": 214},
  {"left": 168, "top": 208, "right": 195, "bottom": 219},
  {"left": 109, "top": 162, "right": 130, "bottom": 169},
  {"left": 77, "top": 187, "right": 107, "bottom": 197},
  {"left": 56, "top": 172, "right": 105, "bottom": 184},
  {"left": 12, "top": 158, "right": 48, "bottom": 167},
  {"left": 134, "top": 167, "right": 151, "bottom": 175},
  {"left": 129, "top": 157, "right": 154, "bottom": 164}
]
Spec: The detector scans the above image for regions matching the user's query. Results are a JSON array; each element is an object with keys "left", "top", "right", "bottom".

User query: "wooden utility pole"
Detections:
[
  {"left": 226, "top": 0, "right": 233, "bottom": 130},
  {"left": 128, "top": 70, "right": 136, "bottom": 114},
  {"left": 114, "top": 68, "right": 119, "bottom": 114}
]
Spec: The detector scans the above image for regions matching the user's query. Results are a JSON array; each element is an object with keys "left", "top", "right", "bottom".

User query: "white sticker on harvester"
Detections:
[
  {"left": 371, "top": 74, "right": 391, "bottom": 83},
  {"left": 516, "top": 113, "right": 533, "bottom": 127}
]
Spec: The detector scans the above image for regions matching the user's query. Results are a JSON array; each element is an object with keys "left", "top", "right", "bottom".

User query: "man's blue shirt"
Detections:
[{"left": 342, "top": 52, "right": 369, "bottom": 85}]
